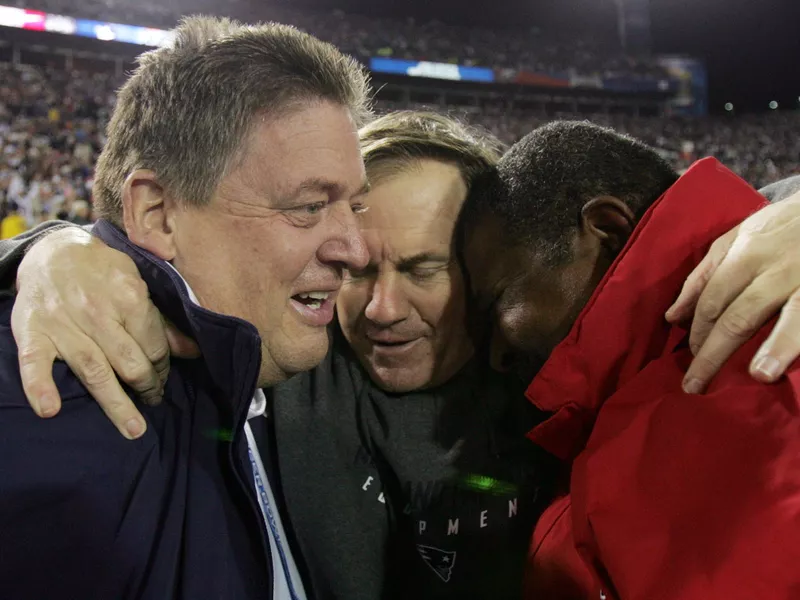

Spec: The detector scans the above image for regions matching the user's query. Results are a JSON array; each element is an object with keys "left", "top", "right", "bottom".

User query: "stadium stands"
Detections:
[
  {"left": 11, "top": 0, "right": 668, "bottom": 78},
  {"left": 1, "top": 6, "right": 799, "bottom": 231}
]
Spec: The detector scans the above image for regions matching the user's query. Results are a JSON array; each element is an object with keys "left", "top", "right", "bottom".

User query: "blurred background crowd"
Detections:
[
  {"left": 2, "top": 0, "right": 670, "bottom": 77},
  {"left": 1, "top": 0, "right": 799, "bottom": 235}
]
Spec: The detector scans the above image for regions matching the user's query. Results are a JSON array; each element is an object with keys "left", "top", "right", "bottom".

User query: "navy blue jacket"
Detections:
[{"left": 0, "top": 220, "right": 275, "bottom": 599}]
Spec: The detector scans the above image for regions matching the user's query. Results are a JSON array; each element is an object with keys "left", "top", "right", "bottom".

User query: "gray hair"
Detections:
[{"left": 94, "top": 15, "right": 373, "bottom": 225}]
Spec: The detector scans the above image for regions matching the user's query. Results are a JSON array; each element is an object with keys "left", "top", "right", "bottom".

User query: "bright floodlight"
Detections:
[
  {"left": 769, "top": 101, "right": 779, "bottom": 110},
  {"left": 724, "top": 103, "right": 734, "bottom": 112}
]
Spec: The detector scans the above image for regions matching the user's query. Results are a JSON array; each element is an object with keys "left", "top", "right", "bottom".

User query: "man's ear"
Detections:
[
  {"left": 122, "top": 170, "right": 178, "bottom": 261},
  {"left": 580, "top": 196, "right": 636, "bottom": 256}
]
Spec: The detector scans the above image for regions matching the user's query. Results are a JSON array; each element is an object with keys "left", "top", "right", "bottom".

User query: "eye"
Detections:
[
  {"left": 303, "top": 201, "right": 327, "bottom": 215},
  {"left": 411, "top": 268, "right": 439, "bottom": 281},
  {"left": 351, "top": 203, "right": 369, "bottom": 215}
]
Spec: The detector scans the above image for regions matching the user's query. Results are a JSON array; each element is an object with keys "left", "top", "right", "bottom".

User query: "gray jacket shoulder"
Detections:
[{"left": 760, "top": 175, "right": 800, "bottom": 203}]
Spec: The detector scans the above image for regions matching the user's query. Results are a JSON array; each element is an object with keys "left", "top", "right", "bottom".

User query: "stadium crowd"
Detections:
[
  {"left": 12, "top": 0, "right": 667, "bottom": 78},
  {"left": 0, "top": 63, "right": 114, "bottom": 236},
  {"left": 464, "top": 109, "right": 800, "bottom": 189},
  {"left": 1, "top": 46, "right": 799, "bottom": 235}
]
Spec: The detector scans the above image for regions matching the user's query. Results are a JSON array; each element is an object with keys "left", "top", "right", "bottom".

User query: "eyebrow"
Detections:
[
  {"left": 396, "top": 252, "right": 451, "bottom": 270},
  {"left": 355, "top": 179, "right": 371, "bottom": 197},
  {"left": 286, "top": 177, "right": 370, "bottom": 203}
]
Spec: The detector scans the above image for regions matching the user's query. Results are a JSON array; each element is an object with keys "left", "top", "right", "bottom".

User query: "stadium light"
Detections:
[
  {"left": 724, "top": 103, "right": 734, "bottom": 112},
  {"left": 769, "top": 101, "right": 779, "bottom": 110}
]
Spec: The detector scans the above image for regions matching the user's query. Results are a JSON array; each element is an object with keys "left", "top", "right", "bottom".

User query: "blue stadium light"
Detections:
[{"left": 769, "top": 101, "right": 779, "bottom": 110}]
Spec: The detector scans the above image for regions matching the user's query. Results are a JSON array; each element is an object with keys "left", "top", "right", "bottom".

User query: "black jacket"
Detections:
[{"left": 0, "top": 219, "right": 275, "bottom": 599}]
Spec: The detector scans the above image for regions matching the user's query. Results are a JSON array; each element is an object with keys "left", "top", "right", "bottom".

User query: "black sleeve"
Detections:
[
  {"left": 0, "top": 337, "right": 152, "bottom": 598},
  {"left": 759, "top": 175, "right": 800, "bottom": 203},
  {"left": 0, "top": 221, "right": 80, "bottom": 298}
]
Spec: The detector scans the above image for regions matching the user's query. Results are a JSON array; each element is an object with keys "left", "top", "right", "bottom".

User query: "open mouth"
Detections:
[
  {"left": 290, "top": 291, "right": 337, "bottom": 327},
  {"left": 291, "top": 291, "right": 330, "bottom": 310}
]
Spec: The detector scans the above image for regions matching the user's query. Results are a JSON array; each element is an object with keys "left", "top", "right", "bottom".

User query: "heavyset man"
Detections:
[{"left": 0, "top": 15, "right": 373, "bottom": 599}]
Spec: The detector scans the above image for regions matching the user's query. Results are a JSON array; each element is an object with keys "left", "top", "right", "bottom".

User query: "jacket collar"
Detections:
[
  {"left": 91, "top": 220, "right": 262, "bottom": 417},
  {"left": 524, "top": 158, "right": 768, "bottom": 460}
]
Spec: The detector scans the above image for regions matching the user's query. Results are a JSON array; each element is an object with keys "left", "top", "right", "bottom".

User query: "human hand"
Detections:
[
  {"left": 666, "top": 190, "right": 800, "bottom": 393},
  {"left": 12, "top": 227, "right": 200, "bottom": 438}
]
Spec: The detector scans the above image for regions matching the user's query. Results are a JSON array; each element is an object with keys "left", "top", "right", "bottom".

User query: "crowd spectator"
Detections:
[{"left": 0, "top": 202, "right": 26, "bottom": 239}]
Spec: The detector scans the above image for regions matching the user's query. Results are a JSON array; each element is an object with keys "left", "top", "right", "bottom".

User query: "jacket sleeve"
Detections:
[
  {"left": 525, "top": 494, "right": 597, "bottom": 600},
  {"left": 759, "top": 175, "right": 800, "bottom": 203},
  {"left": 0, "top": 328, "right": 153, "bottom": 598},
  {"left": 0, "top": 220, "right": 81, "bottom": 298},
  {"left": 572, "top": 359, "right": 800, "bottom": 600}
]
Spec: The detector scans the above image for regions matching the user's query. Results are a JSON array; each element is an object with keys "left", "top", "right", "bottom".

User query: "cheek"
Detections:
[
  {"left": 336, "top": 278, "right": 371, "bottom": 328},
  {"left": 496, "top": 303, "right": 538, "bottom": 353},
  {"left": 410, "top": 271, "right": 465, "bottom": 329},
  {"left": 197, "top": 219, "right": 320, "bottom": 301}
]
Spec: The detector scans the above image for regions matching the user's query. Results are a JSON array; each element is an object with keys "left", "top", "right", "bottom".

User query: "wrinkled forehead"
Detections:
[
  {"left": 236, "top": 102, "right": 366, "bottom": 197},
  {"left": 359, "top": 160, "right": 468, "bottom": 263}
]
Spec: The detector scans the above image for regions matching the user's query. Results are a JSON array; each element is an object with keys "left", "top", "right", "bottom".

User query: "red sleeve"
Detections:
[
  {"left": 571, "top": 368, "right": 800, "bottom": 600},
  {"left": 525, "top": 495, "right": 597, "bottom": 600}
]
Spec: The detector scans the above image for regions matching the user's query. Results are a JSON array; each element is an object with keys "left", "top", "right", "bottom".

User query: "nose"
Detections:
[
  {"left": 489, "top": 326, "right": 515, "bottom": 373},
  {"left": 318, "top": 202, "right": 369, "bottom": 270},
  {"left": 364, "top": 272, "right": 409, "bottom": 327}
]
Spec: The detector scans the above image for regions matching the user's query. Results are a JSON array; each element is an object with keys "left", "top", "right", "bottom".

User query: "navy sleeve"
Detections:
[{"left": 0, "top": 304, "right": 155, "bottom": 598}]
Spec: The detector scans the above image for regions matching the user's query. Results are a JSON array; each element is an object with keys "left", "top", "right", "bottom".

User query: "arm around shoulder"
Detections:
[{"left": 0, "top": 220, "right": 84, "bottom": 297}]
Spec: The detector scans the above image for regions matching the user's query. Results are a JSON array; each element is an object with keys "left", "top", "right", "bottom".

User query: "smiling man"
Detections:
[
  {"left": 337, "top": 139, "right": 477, "bottom": 392},
  {"left": 0, "top": 16, "right": 371, "bottom": 600}
]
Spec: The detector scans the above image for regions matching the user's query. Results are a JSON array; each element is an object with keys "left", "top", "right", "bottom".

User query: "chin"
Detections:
[
  {"left": 262, "top": 329, "right": 331, "bottom": 385},
  {"left": 287, "top": 335, "right": 331, "bottom": 373},
  {"left": 369, "top": 367, "right": 434, "bottom": 394}
]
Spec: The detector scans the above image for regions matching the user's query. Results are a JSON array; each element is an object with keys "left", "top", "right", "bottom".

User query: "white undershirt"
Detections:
[{"left": 166, "top": 264, "right": 306, "bottom": 600}]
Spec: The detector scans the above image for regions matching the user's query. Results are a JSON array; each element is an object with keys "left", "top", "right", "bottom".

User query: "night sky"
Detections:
[{"left": 270, "top": 0, "right": 800, "bottom": 115}]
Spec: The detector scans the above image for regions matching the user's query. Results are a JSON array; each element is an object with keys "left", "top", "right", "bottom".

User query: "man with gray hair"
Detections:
[{"left": 0, "top": 15, "right": 371, "bottom": 600}]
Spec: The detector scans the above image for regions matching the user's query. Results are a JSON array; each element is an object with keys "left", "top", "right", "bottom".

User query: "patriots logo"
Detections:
[{"left": 417, "top": 545, "right": 457, "bottom": 583}]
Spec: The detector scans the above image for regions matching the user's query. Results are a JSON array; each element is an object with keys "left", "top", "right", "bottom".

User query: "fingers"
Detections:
[
  {"left": 90, "top": 320, "right": 163, "bottom": 406},
  {"left": 50, "top": 329, "right": 147, "bottom": 440},
  {"left": 665, "top": 254, "right": 713, "bottom": 324},
  {"left": 750, "top": 290, "right": 800, "bottom": 383},
  {"left": 685, "top": 237, "right": 761, "bottom": 356},
  {"left": 683, "top": 271, "right": 789, "bottom": 392},
  {"left": 16, "top": 332, "right": 62, "bottom": 418},
  {"left": 666, "top": 231, "right": 737, "bottom": 324},
  {"left": 164, "top": 320, "right": 201, "bottom": 359},
  {"left": 118, "top": 288, "right": 172, "bottom": 403}
]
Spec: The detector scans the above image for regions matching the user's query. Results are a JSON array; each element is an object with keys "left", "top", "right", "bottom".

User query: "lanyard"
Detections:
[{"left": 245, "top": 423, "right": 302, "bottom": 600}]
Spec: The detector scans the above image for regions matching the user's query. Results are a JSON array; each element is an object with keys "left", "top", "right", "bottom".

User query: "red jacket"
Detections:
[{"left": 524, "top": 158, "right": 800, "bottom": 600}]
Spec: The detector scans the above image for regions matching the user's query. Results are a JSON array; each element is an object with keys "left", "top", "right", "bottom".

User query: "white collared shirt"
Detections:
[{"left": 166, "top": 263, "right": 306, "bottom": 600}]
